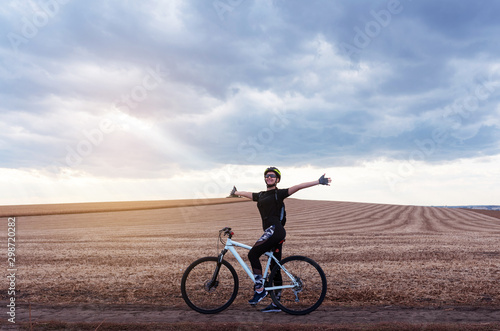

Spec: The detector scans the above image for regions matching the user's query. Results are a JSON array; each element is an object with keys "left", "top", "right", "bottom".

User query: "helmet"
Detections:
[{"left": 264, "top": 166, "right": 281, "bottom": 181}]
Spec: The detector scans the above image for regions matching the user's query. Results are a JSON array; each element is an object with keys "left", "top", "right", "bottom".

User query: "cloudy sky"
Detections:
[{"left": 1, "top": 0, "right": 499, "bottom": 206}]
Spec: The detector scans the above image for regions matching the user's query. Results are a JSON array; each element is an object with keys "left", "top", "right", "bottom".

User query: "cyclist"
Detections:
[{"left": 230, "top": 166, "right": 331, "bottom": 312}]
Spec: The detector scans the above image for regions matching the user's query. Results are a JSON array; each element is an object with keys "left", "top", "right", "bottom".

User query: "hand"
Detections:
[
  {"left": 318, "top": 174, "right": 331, "bottom": 186},
  {"left": 230, "top": 186, "right": 237, "bottom": 196}
]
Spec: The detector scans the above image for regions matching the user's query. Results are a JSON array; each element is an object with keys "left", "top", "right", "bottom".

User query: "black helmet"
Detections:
[{"left": 264, "top": 167, "right": 281, "bottom": 181}]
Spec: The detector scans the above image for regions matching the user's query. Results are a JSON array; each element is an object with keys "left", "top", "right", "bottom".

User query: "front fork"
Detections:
[{"left": 207, "top": 249, "right": 228, "bottom": 290}]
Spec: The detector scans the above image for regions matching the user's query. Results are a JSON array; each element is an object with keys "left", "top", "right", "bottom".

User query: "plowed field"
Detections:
[{"left": 2, "top": 198, "right": 500, "bottom": 330}]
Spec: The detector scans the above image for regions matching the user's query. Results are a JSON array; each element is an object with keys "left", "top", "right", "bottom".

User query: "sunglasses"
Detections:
[{"left": 265, "top": 174, "right": 277, "bottom": 179}]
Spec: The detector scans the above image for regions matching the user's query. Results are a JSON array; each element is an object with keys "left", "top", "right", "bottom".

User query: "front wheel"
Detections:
[
  {"left": 268, "top": 255, "right": 327, "bottom": 315},
  {"left": 181, "top": 256, "right": 239, "bottom": 314}
]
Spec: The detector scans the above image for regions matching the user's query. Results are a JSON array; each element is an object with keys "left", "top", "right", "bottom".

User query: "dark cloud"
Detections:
[{"left": 1, "top": 0, "right": 500, "bottom": 177}]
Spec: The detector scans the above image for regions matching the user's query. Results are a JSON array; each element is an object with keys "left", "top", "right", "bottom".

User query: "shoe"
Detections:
[
  {"left": 248, "top": 290, "right": 267, "bottom": 305},
  {"left": 260, "top": 303, "right": 281, "bottom": 312}
]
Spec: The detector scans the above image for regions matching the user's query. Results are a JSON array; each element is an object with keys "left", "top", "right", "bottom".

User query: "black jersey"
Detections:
[{"left": 252, "top": 188, "right": 290, "bottom": 230}]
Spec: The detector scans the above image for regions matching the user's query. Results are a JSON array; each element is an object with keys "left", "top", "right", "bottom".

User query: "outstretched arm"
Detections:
[
  {"left": 288, "top": 174, "right": 332, "bottom": 196},
  {"left": 230, "top": 186, "right": 253, "bottom": 199},
  {"left": 235, "top": 190, "right": 253, "bottom": 199}
]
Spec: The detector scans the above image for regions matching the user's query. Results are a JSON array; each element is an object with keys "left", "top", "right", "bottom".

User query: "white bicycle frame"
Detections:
[{"left": 223, "top": 237, "right": 297, "bottom": 291}]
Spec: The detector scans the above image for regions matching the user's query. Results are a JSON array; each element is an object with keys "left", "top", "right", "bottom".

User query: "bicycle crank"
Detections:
[{"left": 292, "top": 276, "right": 304, "bottom": 302}]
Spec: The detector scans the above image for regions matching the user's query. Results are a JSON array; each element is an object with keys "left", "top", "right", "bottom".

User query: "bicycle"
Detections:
[{"left": 181, "top": 227, "right": 327, "bottom": 315}]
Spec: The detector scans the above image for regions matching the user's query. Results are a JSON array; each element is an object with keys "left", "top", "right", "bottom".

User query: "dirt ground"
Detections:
[
  {"left": 2, "top": 198, "right": 500, "bottom": 330},
  {"left": 1, "top": 302, "right": 499, "bottom": 330}
]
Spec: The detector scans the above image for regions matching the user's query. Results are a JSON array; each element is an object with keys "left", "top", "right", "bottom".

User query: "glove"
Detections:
[
  {"left": 230, "top": 186, "right": 237, "bottom": 196},
  {"left": 318, "top": 174, "right": 330, "bottom": 185}
]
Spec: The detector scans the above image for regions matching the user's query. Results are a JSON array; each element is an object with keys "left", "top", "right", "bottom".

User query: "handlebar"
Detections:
[
  {"left": 219, "top": 227, "right": 234, "bottom": 246},
  {"left": 219, "top": 227, "right": 234, "bottom": 239}
]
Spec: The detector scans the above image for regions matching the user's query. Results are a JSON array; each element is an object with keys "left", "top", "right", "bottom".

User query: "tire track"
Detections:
[
  {"left": 11, "top": 303, "right": 500, "bottom": 327},
  {"left": 373, "top": 205, "right": 415, "bottom": 233},
  {"left": 288, "top": 201, "right": 500, "bottom": 234},
  {"left": 437, "top": 208, "right": 500, "bottom": 232},
  {"left": 422, "top": 206, "right": 439, "bottom": 232}
]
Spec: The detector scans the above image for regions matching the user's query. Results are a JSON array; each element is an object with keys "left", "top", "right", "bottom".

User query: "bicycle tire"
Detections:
[
  {"left": 181, "top": 256, "right": 239, "bottom": 314},
  {"left": 268, "top": 255, "right": 327, "bottom": 315}
]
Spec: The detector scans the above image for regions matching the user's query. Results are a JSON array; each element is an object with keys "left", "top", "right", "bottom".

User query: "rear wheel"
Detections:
[
  {"left": 268, "top": 255, "right": 327, "bottom": 315},
  {"left": 181, "top": 257, "right": 238, "bottom": 314}
]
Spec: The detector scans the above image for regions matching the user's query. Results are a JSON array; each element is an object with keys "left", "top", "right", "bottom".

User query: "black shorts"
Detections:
[{"left": 248, "top": 224, "right": 286, "bottom": 275}]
